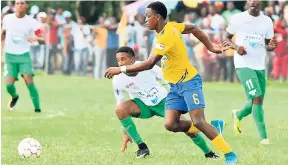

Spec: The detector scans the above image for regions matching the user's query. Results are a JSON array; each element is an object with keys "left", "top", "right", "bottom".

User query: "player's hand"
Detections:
[
  {"left": 104, "top": 67, "right": 121, "bottom": 79},
  {"left": 236, "top": 46, "right": 247, "bottom": 55},
  {"left": 221, "top": 41, "right": 233, "bottom": 49},
  {"left": 121, "top": 131, "right": 133, "bottom": 152},
  {"left": 27, "top": 36, "right": 38, "bottom": 43},
  {"left": 268, "top": 38, "right": 278, "bottom": 51},
  {"left": 209, "top": 44, "right": 229, "bottom": 54}
]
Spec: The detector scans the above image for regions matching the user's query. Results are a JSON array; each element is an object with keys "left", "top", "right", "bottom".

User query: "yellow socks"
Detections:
[
  {"left": 188, "top": 123, "right": 200, "bottom": 133},
  {"left": 187, "top": 120, "right": 211, "bottom": 133},
  {"left": 211, "top": 134, "right": 232, "bottom": 154}
]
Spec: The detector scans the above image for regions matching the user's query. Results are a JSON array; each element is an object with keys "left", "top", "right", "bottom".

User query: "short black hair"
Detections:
[
  {"left": 116, "top": 46, "right": 135, "bottom": 57},
  {"left": 147, "top": 1, "right": 167, "bottom": 20},
  {"left": 14, "top": 0, "right": 29, "bottom": 4}
]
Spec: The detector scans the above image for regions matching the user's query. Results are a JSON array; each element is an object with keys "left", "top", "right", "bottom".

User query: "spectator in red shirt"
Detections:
[
  {"left": 273, "top": 13, "right": 288, "bottom": 82},
  {"left": 46, "top": 13, "right": 60, "bottom": 75},
  {"left": 202, "top": 33, "right": 223, "bottom": 81}
]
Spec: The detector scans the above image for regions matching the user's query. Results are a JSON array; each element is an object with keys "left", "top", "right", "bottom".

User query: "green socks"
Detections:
[
  {"left": 191, "top": 133, "right": 210, "bottom": 154},
  {"left": 27, "top": 83, "right": 40, "bottom": 110},
  {"left": 120, "top": 117, "right": 211, "bottom": 154},
  {"left": 6, "top": 84, "right": 18, "bottom": 98},
  {"left": 236, "top": 101, "right": 252, "bottom": 120},
  {"left": 6, "top": 83, "right": 40, "bottom": 110},
  {"left": 252, "top": 104, "right": 267, "bottom": 140},
  {"left": 120, "top": 116, "right": 143, "bottom": 145}
]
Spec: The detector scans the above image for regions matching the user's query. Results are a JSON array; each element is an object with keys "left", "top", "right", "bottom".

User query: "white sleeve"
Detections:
[
  {"left": 2, "top": 15, "right": 9, "bottom": 30},
  {"left": 226, "top": 15, "right": 237, "bottom": 35},
  {"left": 31, "top": 18, "right": 41, "bottom": 31},
  {"left": 151, "top": 65, "right": 164, "bottom": 80},
  {"left": 112, "top": 78, "right": 125, "bottom": 105},
  {"left": 151, "top": 65, "right": 169, "bottom": 85},
  {"left": 265, "top": 18, "right": 274, "bottom": 39}
]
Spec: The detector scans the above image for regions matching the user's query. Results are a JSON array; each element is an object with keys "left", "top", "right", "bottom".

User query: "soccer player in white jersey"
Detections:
[
  {"left": 1, "top": 0, "right": 44, "bottom": 112},
  {"left": 223, "top": 0, "right": 278, "bottom": 145},
  {"left": 113, "top": 46, "right": 225, "bottom": 158}
]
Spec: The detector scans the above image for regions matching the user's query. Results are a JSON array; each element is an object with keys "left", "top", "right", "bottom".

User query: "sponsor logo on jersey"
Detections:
[
  {"left": 155, "top": 43, "right": 164, "bottom": 50},
  {"left": 151, "top": 96, "right": 158, "bottom": 104},
  {"left": 126, "top": 82, "right": 135, "bottom": 88}
]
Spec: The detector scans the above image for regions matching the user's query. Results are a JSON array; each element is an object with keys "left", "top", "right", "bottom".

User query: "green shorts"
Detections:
[
  {"left": 4, "top": 52, "right": 34, "bottom": 80},
  {"left": 236, "top": 68, "right": 266, "bottom": 100},
  {"left": 132, "top": 98, "right": 166, "bottom": 119}
]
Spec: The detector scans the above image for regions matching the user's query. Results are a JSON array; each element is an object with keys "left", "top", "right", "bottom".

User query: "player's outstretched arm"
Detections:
[
  {"left": 104, "top": 54, "right": 162, "bottom": 79},
  {"left": 121, "top": 130, "right": 133, "bottom": 152},
  {"left": 126, "top": 54, "right": 162, "bottom": 73},
  {"left": 182, "top": 24, "right": 224, "bottom": 54}
]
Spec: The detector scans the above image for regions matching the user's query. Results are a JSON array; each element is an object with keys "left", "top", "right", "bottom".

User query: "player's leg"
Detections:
[
  {"left": 4, "top": 62, "right": 19, "bottom": 111},
  {"left": 232, "top": 100, "right": 252, "bottom": 135},
  {"left": 185, "top": 132, "right": 219, "bottom": 159},
  {"left": 235, "top": 68, "right": 267, "bottom": 141},
  {"left": 232, "top": 68, "right": 259, "bottom": 135},
  {"left": 164, "top": 87, "right": 200, "bottom": 133},
  {"left": 20, "top": 62, "right": 41, "bottom": 112},
  {"left": 152, "top": 98, "right": 218, "bottom": 159},
  {"left": 234, "top": 69, "right": 254, "bottom": 122},
  {"left": 188, "top": 109, "right": 237, "bottom": 164},
  {"left": 164, "top": 89, "right": 225, "bottom": 134},
  {"left": 255, "top": 70, "right": 269, "bottom": 144},
  {"left": 182, "top": 75, "right": 237, "bottom": 164},
  {"left": 164, "top": 110, "right": 191, "bottom": 132},
  {"left": 181, "top": 117, "right": 219, "bottom": 159},
  {"left": 115, "top": 99, "right": 150, "bottom": 158}
]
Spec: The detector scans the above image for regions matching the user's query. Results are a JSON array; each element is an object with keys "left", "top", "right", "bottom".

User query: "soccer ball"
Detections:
[{"left": 17, "top": 138, "right": 42, "bottom": 158}]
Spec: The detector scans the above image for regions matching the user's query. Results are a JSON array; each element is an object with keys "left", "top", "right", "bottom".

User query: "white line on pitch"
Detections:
[{"left": 2, "top": 111, "right": 66, "bottom": 120}]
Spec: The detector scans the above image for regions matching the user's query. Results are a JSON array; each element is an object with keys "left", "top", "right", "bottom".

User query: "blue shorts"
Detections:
[{"left": 165, "top": 74, "right": 205, "bottom": 113}]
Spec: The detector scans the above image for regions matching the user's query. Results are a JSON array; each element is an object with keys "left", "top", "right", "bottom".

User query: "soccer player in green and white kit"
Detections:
[
  {"left": 1, "top": 0, "right": 43, "bottom": 112},
  {"left": 224, "top": 0, "right": 278, "bottom": 145}
]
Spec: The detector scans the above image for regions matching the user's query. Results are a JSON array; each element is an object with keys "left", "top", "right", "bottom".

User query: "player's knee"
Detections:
[
  {"left": 193, "top": 119, "right": 205, "bottom": 130},
  {"left": 164, "top": 121, "right": 177, "bottom": 132},
  {"left": 115, "top": 105, "right": 127, "bottom": 120},
  {"left": 5, "top": 77, "right": 15, "bottom": 84},
  {"left": 23, "top": 75, "right": 34, "bottom": 85},
  {"left": 252, "top": 96, "right": 263, "bottom": 104},
  {"left": 185, "top": 132, "right": 198, "bottom": 138}
]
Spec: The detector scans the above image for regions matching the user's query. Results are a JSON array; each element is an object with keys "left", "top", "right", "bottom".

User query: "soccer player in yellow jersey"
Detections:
[{"left": 105, "top": 1, "right": 238, "bottom": 164}]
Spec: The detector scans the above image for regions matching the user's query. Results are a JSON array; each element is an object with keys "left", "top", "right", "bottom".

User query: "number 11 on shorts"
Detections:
[{"left": 246, "top": 79, "right": 254, "bottom": 90}]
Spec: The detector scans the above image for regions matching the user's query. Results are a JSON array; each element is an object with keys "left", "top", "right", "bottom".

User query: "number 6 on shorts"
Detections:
[{"left": 192, "top": 94, "right": 200, "bottom": 105}]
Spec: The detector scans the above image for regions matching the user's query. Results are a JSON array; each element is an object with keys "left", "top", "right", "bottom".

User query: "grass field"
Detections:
[{"left": 2, "top": 76, "right": 288, "bottom": 165}]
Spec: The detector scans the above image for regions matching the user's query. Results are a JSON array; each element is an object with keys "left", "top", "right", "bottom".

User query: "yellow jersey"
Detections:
[{"left": 153, "top": 22, "right": 198, "bottom": 84}]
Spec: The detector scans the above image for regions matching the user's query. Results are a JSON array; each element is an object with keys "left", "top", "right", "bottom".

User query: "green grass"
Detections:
[{"left": 2, "top": 76, "right": 288, "bottom": 165}]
